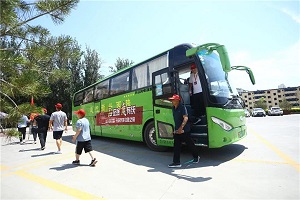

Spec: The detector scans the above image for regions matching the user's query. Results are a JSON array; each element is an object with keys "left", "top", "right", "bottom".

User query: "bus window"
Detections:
[
  {"left": 148, "top": 54, "right": 168, "bottom": 85},
  {"left": 154, "top": 72, "right": 171, "bottom": 95},
  {"left": 132, "top": 63, "right": 148, "bottom": 89},
  {"left": 74, "top": 92, "right": 84, "bottom": 106},
  {"left": 94, "top": 80, "right": 109, "bottom": 100},
  {"left": 83, "top": 87, "right": 94, "bottom": 103},
  {"left": 110, "top": 71, "right": 130, "bottom": 95}
]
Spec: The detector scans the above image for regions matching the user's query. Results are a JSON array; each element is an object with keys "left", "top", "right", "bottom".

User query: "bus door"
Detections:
[{"left": 152, "top": 68, "right": 179, "bottom": 146}]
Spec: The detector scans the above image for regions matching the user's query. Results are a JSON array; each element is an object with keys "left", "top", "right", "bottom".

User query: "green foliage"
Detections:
[
  {"left": 254, "top": 97, "right": 267, "bottom": 110},
  {"left": 109, "top": 57, "right": 134, "bottom": 73},
  {"left": 290, "top": 107, "right": 300, "bottom": 113},
  {"left": 279, "top": 99, "right": 292, "bottom": 111},
  {"left": 4, "top": 128, "right": 20, "bottom": 143}
]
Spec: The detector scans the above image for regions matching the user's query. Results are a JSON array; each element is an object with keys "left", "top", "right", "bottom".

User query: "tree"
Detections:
[
  {"left": 279, "top": 99, "right": 292, "bottom": 111},
  {"left": 254, "top": 97, "right": 267, "bottom": 110},
  {"left": 0, "top": 0, "right": 79, "bottom": 133},
  {"left": 83, "top": 46, "right": 103, "bottom": 87},
  {"left": 109, "top": 57, "right": 134, "bottom": 73}
]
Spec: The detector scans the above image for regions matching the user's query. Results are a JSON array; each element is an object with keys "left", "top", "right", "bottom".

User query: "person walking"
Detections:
[
  {"left": 34, "top": 108, "right": 50, "bottom": 150},
  {"left": 49, "top": 103, "right": 68, "bottom": 154},
  {"left": 72, "top": 109, "right": 97, "bottom": 166},
  {"left": 168, "top": 94, "right": 200, "bottom": 168},
  {"left": 17, "top": 114, "right": 29, "bottom": 144},
  {"left": 189, "top": 63, "right": 205, "bottom": 124}
]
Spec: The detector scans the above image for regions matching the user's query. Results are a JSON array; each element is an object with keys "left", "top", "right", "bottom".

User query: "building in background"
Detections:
[{"left": 240, "top": 86, "right": 300, "bottom": 111}]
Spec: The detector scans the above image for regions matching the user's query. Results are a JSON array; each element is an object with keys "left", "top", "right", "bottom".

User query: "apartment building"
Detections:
[{"left": 240, "top": 86, "right": 300, "bottom": 111}]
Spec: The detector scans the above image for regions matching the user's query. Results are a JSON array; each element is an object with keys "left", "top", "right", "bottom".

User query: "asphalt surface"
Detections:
[{"left": 1, "top": 114, "right": 299, "bottom": 200}]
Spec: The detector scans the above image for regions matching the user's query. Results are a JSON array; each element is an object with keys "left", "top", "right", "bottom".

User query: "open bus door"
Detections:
[{"left": 152, "top": 68, "right": 179, "bottom": 149}]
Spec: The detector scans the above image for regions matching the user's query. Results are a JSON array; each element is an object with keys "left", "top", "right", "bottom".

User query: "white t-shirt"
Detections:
[
  {"left": 189, "top": 72, "right": 202, "bottom": 94},
  {"left": 50, "top": 111, "right": 67, "bottom": 131}
]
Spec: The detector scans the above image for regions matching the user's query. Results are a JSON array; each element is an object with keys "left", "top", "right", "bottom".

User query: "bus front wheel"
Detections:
[{"left": 144, "top": 121, "right": 168, "bottom": 152}]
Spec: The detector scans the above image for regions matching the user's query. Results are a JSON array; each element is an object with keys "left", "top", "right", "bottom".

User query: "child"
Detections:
[{"left": 72, "top": 109, "right": 97, "bottom": 166}]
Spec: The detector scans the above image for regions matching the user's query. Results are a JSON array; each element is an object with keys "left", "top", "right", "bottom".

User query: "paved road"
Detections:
[{"left": 1, "top": 115, "right": 299, "bottom": 199}]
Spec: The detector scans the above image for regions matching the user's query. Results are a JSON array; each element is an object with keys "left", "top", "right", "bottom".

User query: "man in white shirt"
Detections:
[
  {"left": 189, "top": 63, "right": 205, "bottom": 124},
  {"left": 49, "top": 103, "right": 68, "bottom": 154}
]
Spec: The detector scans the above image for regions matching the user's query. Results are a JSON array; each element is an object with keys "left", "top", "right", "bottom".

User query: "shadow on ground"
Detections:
[{"left": 59, "top": 134, "right": 247, "bottom": 183}]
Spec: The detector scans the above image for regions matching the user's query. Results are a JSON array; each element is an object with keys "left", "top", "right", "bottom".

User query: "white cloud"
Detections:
[
  {"left": 230, "top": 40, "right": 300, "bottom": 91},
  {"left": 281, "top": 8, "right": 300, "bottom": 24}
]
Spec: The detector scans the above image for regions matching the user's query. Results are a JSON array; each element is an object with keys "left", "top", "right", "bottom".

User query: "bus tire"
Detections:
[{"left": 143, "top": 121, "right": 168, "bottom": 152}]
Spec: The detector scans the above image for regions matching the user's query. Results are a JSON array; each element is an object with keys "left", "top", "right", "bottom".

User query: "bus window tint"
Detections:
[
  {"left": 110, "top": 71, "right": 130, "bottom": 95},
  {"left": 154, "top": 72, "right": 171, "bottom": 95},
  {"left": 74, "top": 92, "right": 84, "bottom": 106},
  {"left": 83, "top": 87, "right": 94, "bottom": 103},
  {"left": 95, "top": 80, "right": 109, "bottom": 100},
  {"left": 132, "top": 64, "right": 148, "bottom": 89}
]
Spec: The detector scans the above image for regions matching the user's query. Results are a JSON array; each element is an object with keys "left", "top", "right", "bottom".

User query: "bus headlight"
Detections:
[{"left": 211, "top": 117, "right": 233, "bottom": 131}]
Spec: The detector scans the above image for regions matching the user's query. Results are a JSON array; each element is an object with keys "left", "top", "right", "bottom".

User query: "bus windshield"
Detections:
[{"left": 198, "top": 51, "right": 239, "bottom": 104}]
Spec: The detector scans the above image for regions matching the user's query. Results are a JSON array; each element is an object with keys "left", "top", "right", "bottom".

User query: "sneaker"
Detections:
[
  {"left": 41, "top": 147, "right": 45, "bottom": 150},
  {"left": 193, "top": 118, "right": 201, "bottom": 125},
  {"left": 72, "top": 160, "right": 80, "bottom": 165},
  {"left": 168, "top": 163, "right": 181, "bottom": 168},
  {"left": 55, "top": 151, "right": 62, "bottom": 154},
  {"left": 193, "top": 156, "right": 200, "bottom": 163},
  {"left": 89, "top": 158, "right": 97, "bottom": 166},
  {"left": 34, "top": 141, "right": 36, "bottom": 144}
]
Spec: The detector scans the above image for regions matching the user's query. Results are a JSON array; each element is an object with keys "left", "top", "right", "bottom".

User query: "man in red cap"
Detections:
[
  {"left": 189, "top": 63, "right": 205, "bottom": 124},
  {"left": 34, "top": 108, "right": 50, "bottom": 150},
  {"left": 49, "top": 103, "right": 68, "bottom": 154},
  {"left": 168, "top": 94, "right": 199, "bottom": 168},
  {"left": 72, "top": 109, "right": 97, "bottom": 166}
]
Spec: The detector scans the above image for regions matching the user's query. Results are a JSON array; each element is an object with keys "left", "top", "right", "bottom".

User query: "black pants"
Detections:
[
  {"left": 173, "top": 132, "right": 198, "bottom": 164},
  {"left": 31, "top": 126, "right": 38, "bottom": 142},
  {"left": 38, "top": 127, "right": 48, "bottom": 148},
  {"left": 191, "top": 92, "right": 205, "bottom": 117},
  {"left": 18, "top": 127, "right": 26, "bottom": 142}
]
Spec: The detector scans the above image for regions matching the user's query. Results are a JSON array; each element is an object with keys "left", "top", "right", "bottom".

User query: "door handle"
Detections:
[{"left": 156, "top": 109, "right": 160, "bottom": 114}]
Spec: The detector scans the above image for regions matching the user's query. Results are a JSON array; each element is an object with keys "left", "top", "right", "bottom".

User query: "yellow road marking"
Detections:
[
  {"left": 248, "top": 127, "right": 300, "bottom": 172},
  {"left": 14, "top": 170, "right": 105, "bottom": 200}
]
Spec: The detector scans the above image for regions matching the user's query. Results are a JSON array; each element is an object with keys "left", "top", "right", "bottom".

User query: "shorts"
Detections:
[
  {"left": 53, "top": 131, "right": 63, "bottom": 139},
  {"left": 75, "top": 140, "right": 93, "bottom": 155}
]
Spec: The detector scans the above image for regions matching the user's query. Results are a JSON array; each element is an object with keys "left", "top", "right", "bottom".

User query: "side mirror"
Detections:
[
  {"left": 186, "top": 43, "right": 231, "bottom": 72},
  {"left": 215, "top": 45, "right": 231, "bottom": 73},
  {"left": 231, "top": 66, "right": 256, "bottom": 85},
  {"left": 247, "top": 68, "right": 256, "bottom": 85}
]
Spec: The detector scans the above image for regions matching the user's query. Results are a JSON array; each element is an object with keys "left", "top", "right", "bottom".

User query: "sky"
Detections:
[{"left": 33, "top": 0, "right": 300, "bottom": 91}]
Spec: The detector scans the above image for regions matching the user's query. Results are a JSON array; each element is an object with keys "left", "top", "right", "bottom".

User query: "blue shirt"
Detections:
[
  {"left": 172, "top": 103, "right": 190, "bottom": 133},
  {"left": 75, "top": 117, "right": 91, "bottom": 141}
]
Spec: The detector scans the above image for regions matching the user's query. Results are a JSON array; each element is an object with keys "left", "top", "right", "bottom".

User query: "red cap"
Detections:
[
  {"left": 43, "top": 108, "right": 47, "bottom": 113},
  {"left": 55, "top": 103, "right": 62, "bottom": 109},
  {"left": 191, "top": 64, "right": 196, "bottom": 69},
  {"left": 168, "top": 94, "right": 181, "bottom": 101},
  {"left": 74, "top": 109, "right": 86, "bottom": 117}
]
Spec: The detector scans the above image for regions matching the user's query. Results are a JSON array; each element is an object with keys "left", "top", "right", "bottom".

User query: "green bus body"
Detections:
[{"left": 72, "top": 43, "right": 253, "bottom": 151}]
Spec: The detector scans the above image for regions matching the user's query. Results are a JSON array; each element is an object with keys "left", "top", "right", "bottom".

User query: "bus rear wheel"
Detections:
[{"left": 143, "top": 121, "right": 168, "bottom": 152}]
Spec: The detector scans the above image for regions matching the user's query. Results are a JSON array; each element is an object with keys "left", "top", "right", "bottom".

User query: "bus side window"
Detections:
[
  {"left": 83, "top": 89, "right": 94, "bottom": 103},
  {"left": 95, "top": 80, "right": 109, "bottom": 100},
  {"left": 111, "top": 71, "right": 130, "bottom": 95},
  {"left": 74, "top": 92, "right": 84, "bottom": 106},
  {"left": 132, "top": 64, "right": 148, "bottom": 89}
]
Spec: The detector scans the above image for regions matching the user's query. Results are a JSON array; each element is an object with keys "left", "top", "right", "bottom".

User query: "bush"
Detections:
[
  {"left": 4, "top": 128, "right": 20, "bottom": 142},
  {"left": 291, "top": 107, "right": 300, "bottom": 114}
]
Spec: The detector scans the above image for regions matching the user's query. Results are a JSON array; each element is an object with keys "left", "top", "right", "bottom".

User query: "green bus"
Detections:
[{"left": 72, "top": 43, "right": 255, "bottom": 151}]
